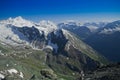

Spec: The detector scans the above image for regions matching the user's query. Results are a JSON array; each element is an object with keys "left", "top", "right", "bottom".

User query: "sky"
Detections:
[{"left": 0, "top": 0, "right": 120, "bottom": 22}]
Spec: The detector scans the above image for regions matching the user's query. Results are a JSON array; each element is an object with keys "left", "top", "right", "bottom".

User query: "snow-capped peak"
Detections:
[
  {"left": 0, "top": 16, "right": 34, "bottom": 27},
  {"left": 39, "top": 20, "right": 57, "bottom": 29},
  {"left": 36, "top": 20, "right": 57, "bottom": 35},
  {"left": 11, "top": 16, "right": 24, "bottom": 21}
]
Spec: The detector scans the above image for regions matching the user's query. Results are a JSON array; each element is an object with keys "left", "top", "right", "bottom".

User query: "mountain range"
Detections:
[
  {"left": 58, "top": 20, "right": 120, "bottom": 62},
  {"left": 0, "top": 16, "right": 119, "bottom": 80}
]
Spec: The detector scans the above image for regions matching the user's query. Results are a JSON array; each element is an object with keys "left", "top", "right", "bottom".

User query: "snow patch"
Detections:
[
  {"left": 53, "top": 29, "right": 63, "bottom": 38},
  {"left": 45, "top": 45, "right": 53, "bottom": 51},
  {"left": 65, "top": 42, "right": 71, "bottom": 50},
  {"left": 0, "top": 73, "right": 5, "bottom": 79},
  {"left": 0, "top": 50, "right": 4, "bottom": 56},
  {"left": 8, "top": 69, "right": 18, "bottom": 74},
  {"left": 6, "top": 64, "right": 9, "bottom": 67},
  {"left": 48, "top": 40, "right": 58, "bottom": 53},
  {"left": 19, "top": 72, "right": 24, "bottom": 78}
]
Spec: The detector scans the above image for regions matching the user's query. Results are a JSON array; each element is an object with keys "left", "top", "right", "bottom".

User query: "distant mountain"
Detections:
[
  {"left": 58, "top": 21, "right": 91, "bottom": 40},
  {"left": 83, "top": 22, "right": 107, "bottom": 32},
  {"left": 84, "top": 20, "right": 120, "bottom": 62},
  {"left": 58, "top": 20, "right": 120, "bottom": 62},
  {"left": 58, "top": 21, "right": 107, "bottom": 40},
  {"left": 0, "top": 17, "right": 108, "bottom": 80}
]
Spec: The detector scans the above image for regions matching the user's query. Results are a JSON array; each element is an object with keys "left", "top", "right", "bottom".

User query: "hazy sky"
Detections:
[{"left": 0, "top": 0, "right": 120, "bottom": 22}]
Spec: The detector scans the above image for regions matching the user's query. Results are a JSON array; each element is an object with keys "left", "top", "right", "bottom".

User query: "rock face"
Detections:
[
  {"left": 40, "top": 69, "right": 57, "bottom": 80},
  {"left": 13, "top": 26, "right": 46, "bottom": 49},
  {"left": 47, "top": 29, "right": 68, "bottom": 53},
  {"left": 46, "top": 29, "right": 108, "bottom": 78}
]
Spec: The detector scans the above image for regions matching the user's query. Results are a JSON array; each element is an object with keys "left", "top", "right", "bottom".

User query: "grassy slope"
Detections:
[
  {"left": 0, "top": 42, "right": 50, "bottom": 80},
  {"left": 0, "top": 42, "right": 76, "bottom": 80}
]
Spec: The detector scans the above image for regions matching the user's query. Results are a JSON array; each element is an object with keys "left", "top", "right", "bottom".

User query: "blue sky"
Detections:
[{"left": 0, "top": 0, "right": 120, "bottom": 22}]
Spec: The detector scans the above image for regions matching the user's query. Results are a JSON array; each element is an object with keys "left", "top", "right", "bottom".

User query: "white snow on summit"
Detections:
[
  {"left": 36, "top": 20, "right": 57, "bottom": 35},
  {"left": 0, "top": 16, "right": 58, "bottom": 45},
  {"left": 0, "top": 16, "right": 34, "bottom": 27},
  {"left": 0, "top": 23, "right": 27, "bottom": 45}
]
